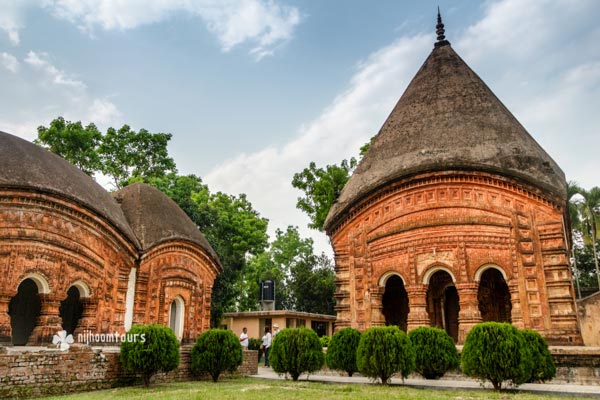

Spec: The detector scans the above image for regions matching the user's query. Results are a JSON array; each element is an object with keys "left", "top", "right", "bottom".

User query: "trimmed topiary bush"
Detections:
[
  {"left": 521, "top": 329, "right": 556, "bottom": 383},
  {"left": 191, "top": 329, "right": 243, "bottom": 382},
  {"left": 319, "top": 335, "right": 331, "bottom": 348},
  {"left": 269, "top": 327, "right": 324, "bottom": 381},
  {"left": 356, "top": 326, "right": 415, "bottom": 384},
  {"left": 408, "top": 327, "right": 459, "bottom": 379},
  {"left": 325, "top": 327, "right": 361, "bottom": 377},
  {"left": 461, "top": 322, "right": 533, "bottom": 390},
  {"left": 120, "top": 324, "right": 180, "bottom": 387}
]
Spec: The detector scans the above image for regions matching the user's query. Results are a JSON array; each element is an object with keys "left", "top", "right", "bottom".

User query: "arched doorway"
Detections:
[
  {"left": 169, "top": 297, "right": 185, "bottom": 340},
  {"left": 9, "top": 279, "right": 42, "bottom": 345},
  {"left": 60, "top": 286, "right": 84, "bottom": 335},
  {"left": 382, "top": 275, "right": 409, "bottom": 332},
  {"left": 426, "top": 270, "right": 459, "bottom": 342},
  {"left": 478, "top": 268, "right": 511, "bottom": 322}
]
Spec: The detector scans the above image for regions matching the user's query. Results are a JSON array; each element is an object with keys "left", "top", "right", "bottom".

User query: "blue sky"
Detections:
[{"left": 1, "top": 0, "right": 599, "bottom": 255}]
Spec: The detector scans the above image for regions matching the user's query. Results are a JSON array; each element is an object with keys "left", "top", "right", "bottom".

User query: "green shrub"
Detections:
[
  {"left": 191, "top": 329, "right": 243, "bottom": 382},
  {"left": 408, "top": 327, "right": 459, "bottom": 379},
  {"left": 325, "top": 328, "right": 361, "bottom": 377},
  {"left": 461, "top": 322, "right": 533, "bottom": 390},
  {"left": 356, "top": 326, "right": 415, "bottom": 384},
  {"left": 319, "top": 335, "right": 331, "bottom": 348},
  {"left": 269, "top": 328, "right": 324, "bottom": 381},
  {"left": 521, "top": 329, "right": 556, "bottom": 383},
  {"left": 248, "top": 337, "right": 262, "bottom": 351},
  {"left": 120, "top": 324, "right": 180, "bottom": 387}
]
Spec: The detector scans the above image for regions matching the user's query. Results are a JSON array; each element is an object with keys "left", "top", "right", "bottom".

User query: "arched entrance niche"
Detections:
[
  {"left": 381, "top": 273, "right": 408, "bottom": 332},
  {"left": 169, "top": 296, "right": 185, "bottom": 340},
  {"left": 60, "top": 282, "right": 89, "bottom": 335},
  {"left": 476, "top": 265, "right": 511, "bottom": 323},
  {"left": 9, "top": 276, "right": 45, "bottom": 345},
  {"left": 425, "top": 268, "right": 459, "bottom": 342}
]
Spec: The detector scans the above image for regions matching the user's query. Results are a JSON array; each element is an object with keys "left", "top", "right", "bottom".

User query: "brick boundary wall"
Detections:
[{"left": 0, "top": 345, "right": 258, "bottom": 398}]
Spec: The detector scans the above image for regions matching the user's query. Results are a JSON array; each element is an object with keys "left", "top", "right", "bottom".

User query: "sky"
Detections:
[{"left": 1, "top": 0, "right": 599, "bottom": 256}]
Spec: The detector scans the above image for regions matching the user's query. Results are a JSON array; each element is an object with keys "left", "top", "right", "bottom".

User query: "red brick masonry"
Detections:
[{"left": 0, "top": 345, "right": 258, "bottom": 398}]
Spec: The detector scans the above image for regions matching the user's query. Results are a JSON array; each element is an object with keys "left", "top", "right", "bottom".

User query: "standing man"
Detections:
[
  {"left": 273, "top": 323, "right": 280, "bottom": 338},
  {"left": 262, "top": 326, "right": 272, "bottom": 367},
  {"left": 239, "top": 327, "right": 249, "bottom": 350}
]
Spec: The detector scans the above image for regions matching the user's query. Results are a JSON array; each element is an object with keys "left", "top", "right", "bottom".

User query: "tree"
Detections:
[
  {"left": 356, "top": 326, "right": 415, "bottom": 384},
  {"left": 325, "top": 327, "right": 361, "bottom": 377},
  {"left": 119, "top": 324, "right": 180, "bottom": 387},
  {"left": 240, "top": 226, "right": 336, "bottom": 314},
  {"left": 520, "top": 329, "right": 556, "bottom": 383},
  {"left": 408, "top": 327, "right": 459, "bottom": 379},
  {"left": 190, "top": 329, "right": 243, "bottom": 382},
  {"left": 269, "top": 327, "right": 324, "bottom": 381},
  {"left": 567, "top": 181, "right": 584, "bottom": 298},
  {"left": 292, "top": 158, "right": 357, "bottom": 231},
  {"left": 99, "top": 125, "right": 176, "bottom": 188},
  {"left": 461, "top": 322, "right": 533, "bottom": 391},
  {"left": 35, "top": 117, "right": 102, "bottom": 176},
  {"left": 575, "top": 186, "right": 600, "bottom": 291}
]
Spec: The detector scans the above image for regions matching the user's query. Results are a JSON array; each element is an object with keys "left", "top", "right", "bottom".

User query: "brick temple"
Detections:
[
  {"left": 0, "top": 132, "right": 221, "bottom": 345},
  {"left": 324, "top": 14, "right": 582, "bottom": 345}
]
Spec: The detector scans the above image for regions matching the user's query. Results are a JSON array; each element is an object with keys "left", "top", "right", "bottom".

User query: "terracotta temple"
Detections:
[
  {"left": 324, "top": 14, "right": 582, "bottom": 345},
  {"left": 0, "top": 132, "right": 221, "bottom": 345}
]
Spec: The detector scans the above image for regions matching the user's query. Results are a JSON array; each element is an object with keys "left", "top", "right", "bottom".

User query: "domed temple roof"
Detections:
[
  {"left": 113, "top": 182, "right": 220, "bottom": 264},
  {"left": 324, "top": 21, "right": 566, "bottom": 231},
  {"left": 0, "top": 131, "right": 139, "bottom": 245}
]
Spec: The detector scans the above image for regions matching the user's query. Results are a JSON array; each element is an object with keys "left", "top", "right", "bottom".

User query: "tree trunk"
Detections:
[
  {"left": 593, "top": 222, "right": 600, "bottom": 291},
  {"left": 143, "top": 372, "right": 151, "bottom": 388}
]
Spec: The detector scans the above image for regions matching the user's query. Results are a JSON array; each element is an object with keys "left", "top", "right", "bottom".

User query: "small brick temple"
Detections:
[
  {"left": 0, "top": 132, "right": 221, "bottom": 345},
  {"left": 324, "top": 13, "right": 582, "bottom": 345}
]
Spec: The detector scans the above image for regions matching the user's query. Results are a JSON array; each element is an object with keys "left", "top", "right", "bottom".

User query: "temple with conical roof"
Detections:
[{"left": 324, "top": 12, "right": 582, "bottom": 345}]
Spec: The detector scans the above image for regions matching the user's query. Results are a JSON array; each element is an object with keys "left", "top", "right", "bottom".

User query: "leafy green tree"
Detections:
[
  {"left": 520, "top": 329, "right": 556, "bottom": 383},
  {"left": 575, "top": 186, "right": 600, "bottom": 290},
  {"left": 190, "top": 329, "right": 243, "bottom": 382},
  {"left": 357, "top": 326, "right": 415, "bottom": 384},
  {"left": 461, "top": 322, "right": 533, "bottom": 391},
  {"left": 269, "top": 327, "right": 324, "bottom": 381},
  {"left": 120, "top": 324, "right": 180, "bottom": 387},
  {"left": 408, "top": 327, "right": 459, "bottom": 379},
  {"left": 99, "top": 125, "right": 176, "bottom": 188},
  {"left": 240, "top": 226, "right": 336, "bottom": 314},
  {"left": 35, "top": 117, "right": 102, "bottom": 176},
  {"left": 325, "top": 327, "right": 361, "bottom": 377},
  {"left": 292, "top": 158, "right": 357, "bottom": 230}
]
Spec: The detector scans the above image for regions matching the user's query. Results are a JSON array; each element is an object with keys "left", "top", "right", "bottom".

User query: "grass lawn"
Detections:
[{"left": 40, "top": 378, "right": 587, "bottom": 400}]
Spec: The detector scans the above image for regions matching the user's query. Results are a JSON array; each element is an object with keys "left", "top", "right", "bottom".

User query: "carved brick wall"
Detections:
[
  {"left": 0, "top": 189, "right": 219, "bottom": 345},
  {"left": 328, "top": 171, "right": 582, "bottom": 345}
]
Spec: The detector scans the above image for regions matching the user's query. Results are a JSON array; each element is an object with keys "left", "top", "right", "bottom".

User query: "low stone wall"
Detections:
[
  {"left": 0, "top": 345, "right": 258, "bottom": 398},
  {"left": 578, "top": 292, "right": 600, "bottom": 347}
]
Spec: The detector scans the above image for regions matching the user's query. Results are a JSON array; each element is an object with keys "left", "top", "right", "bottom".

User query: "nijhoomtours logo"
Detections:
[
  {"left": 52, "top": 330, "right": 74, "bottom": 350},
  {"left": 77, "top": 330, "right": 146, "bottom": 345}
]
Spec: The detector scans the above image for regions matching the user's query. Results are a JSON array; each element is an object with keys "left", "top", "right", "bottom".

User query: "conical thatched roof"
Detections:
[
  {"left": 113, "top": 182, "right": 221, "bottom": 266},
  {"left": 0, "top": 131, "right": 139, "bottom": 246},
  {"left": 324, "top": 42, "right": 565, "bottom": 232}
]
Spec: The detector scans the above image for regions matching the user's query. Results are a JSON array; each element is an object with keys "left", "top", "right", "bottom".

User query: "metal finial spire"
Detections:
[{"left": 435, "top": 7, "right": 450, "bottom": 47}]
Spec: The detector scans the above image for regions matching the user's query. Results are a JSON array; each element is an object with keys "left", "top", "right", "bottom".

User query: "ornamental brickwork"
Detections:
[
  {"left": 328, "top": 172, "right": 582, "bottom": 345},
  {"left": 0, "top": 132, "right": 221, "bottom": 346}
]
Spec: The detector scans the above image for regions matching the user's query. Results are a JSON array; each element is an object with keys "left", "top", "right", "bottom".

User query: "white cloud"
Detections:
[
  {"left": 45, "top": 0, "right": 301, "bottom": 59},
  {"left": 24, "top": 51, "right": 87, "bottom": 90},
  {"left": 205, "top": 0, "right": 600, "bottom": 255},
  {"left": 0, "top": 0, "right": 26, "bottom": 45},
  {"left": 205, "top": 34, "right": 431, "bottom": 253},
  {"left": 87, "top": 98, "right": 122, "bottom": 126},
  {"left": 0, "top": 52, "right": 19, "bottom": 73}
]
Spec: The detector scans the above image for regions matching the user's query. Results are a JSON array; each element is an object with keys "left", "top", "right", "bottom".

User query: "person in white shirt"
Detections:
[
  {"left": 273, "top": 323, "right": 280, "bottom": 338},
  {"left": 262, "top": 326, "right": 272, "bottom": 367},
  {"left": 239, "top": 327, "right": 249, "bottom": 349}
]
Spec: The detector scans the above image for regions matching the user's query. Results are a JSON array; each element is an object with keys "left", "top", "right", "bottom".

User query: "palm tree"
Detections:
[
  {"left": 576, "top": 186, "right": 600, "bottom": 291},
  {"left": 567, "top": 181, "right": 583, "bottom": 298}
]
